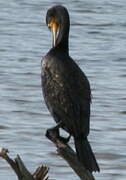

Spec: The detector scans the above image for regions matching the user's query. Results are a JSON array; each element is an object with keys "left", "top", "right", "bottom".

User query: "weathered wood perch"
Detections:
[
  {"left": 46, "top": 129, "right": 95, "bottom": 180},
  {"left": 0, "top": 148, "right": 48, "bottom": 180},
  {"left": 0, "top": 134, "right": 96, "bottom": 180}
]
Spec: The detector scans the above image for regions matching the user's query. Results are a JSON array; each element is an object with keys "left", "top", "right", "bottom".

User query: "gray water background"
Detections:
[{"left": 0, "top": 0, "right": 126, "bottom": 179}]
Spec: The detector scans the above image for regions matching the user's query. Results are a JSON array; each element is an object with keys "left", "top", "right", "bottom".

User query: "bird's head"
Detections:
[{"left": 46, "top": 5, "right": 70, "bottom": 49}]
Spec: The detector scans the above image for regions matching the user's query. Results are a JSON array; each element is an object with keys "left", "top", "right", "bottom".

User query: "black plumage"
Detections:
[{"left": 41, "top": 5, "right": 100, "bottom": 172}]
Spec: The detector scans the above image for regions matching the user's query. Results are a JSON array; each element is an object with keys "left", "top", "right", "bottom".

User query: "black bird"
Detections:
[{"left": 41, "top": 5, "right": 100, "bottom": 172}]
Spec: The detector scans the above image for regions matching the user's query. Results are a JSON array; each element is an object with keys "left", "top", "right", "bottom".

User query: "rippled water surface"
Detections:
[{"left": 0, "top": 0, "right": 126, "bottom": 179}]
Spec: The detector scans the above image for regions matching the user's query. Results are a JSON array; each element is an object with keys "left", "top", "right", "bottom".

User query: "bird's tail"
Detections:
[{"left": 74, "top": 136, "right": 100, "bottom": 172}]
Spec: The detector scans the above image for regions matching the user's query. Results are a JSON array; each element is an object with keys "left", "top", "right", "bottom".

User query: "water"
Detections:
[{"left": 0, "top": 0, "right": 126, "bottom": 179}]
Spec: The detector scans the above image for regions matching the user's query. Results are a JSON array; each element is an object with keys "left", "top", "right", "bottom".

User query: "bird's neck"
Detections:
[
  {"left": 51, "top": 44, "right": 69, "bottom": 57},
  {"left": 57, "top": 38, "right": 69, "bottom": 53},
  {"left": 56, "top": 22, "right": 69, "bottom": 53}
]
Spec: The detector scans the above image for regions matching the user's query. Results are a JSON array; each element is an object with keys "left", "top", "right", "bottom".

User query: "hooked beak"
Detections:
[{"left": 48, "top": 20, "right": 59, "bottom": 47}]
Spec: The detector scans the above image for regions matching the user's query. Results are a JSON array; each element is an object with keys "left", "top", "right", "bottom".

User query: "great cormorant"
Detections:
[{"left": 41, "top": 5, "right": 100, "bottom": 172}]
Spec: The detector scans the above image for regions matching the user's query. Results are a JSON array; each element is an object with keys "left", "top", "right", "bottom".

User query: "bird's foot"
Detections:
[
  {"left": 46, "top": 121, "right": 63, "bottom": 137},
  {"left": 45, "top": 121, "right": 69, "bottom": 143},
  {"left": 45, "top": 122, "right": 63, "bottom": 142},
  {"left": 46, "top": 127, "right": 59, "bottom": 141},
  {"left": 58, "top": 135, "right": 71, "bottom": 144}
]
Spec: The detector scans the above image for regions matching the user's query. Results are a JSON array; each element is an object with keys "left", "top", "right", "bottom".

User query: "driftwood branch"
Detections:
[
  {"left": 0, "top": 133, "right": 96, "bottom": 180},
  {"left": 0, "top": 148, "right": 48, "bottom": 180},
  {"left": 46, "top": 130, "right": 95, "bottom": 180}
]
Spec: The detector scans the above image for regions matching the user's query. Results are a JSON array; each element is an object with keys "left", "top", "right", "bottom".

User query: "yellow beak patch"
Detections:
[
  {"left": 48, "top": 19, "right": 59, "bottom": 29},
  {"left": 48, "top": 19, "right": 59, "bottom": 47}
]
